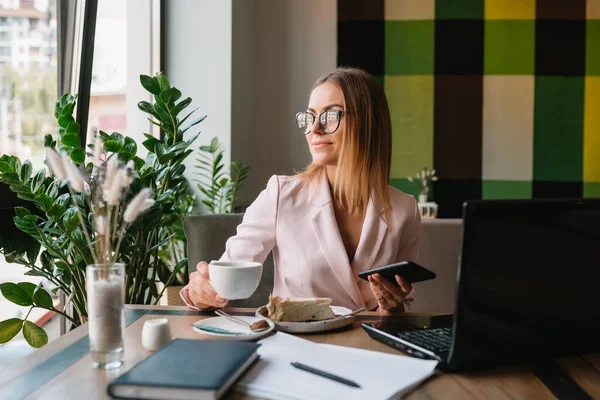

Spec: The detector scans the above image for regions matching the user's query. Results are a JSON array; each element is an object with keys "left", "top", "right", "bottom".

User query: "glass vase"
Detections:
[{"left": 86, "top": 263, "right": 125, "bottom": 369}]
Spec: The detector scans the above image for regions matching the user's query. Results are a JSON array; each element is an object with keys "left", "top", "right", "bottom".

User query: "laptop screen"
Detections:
[{"left": 457, "top": 199, "right": 600, "bottom": 357}]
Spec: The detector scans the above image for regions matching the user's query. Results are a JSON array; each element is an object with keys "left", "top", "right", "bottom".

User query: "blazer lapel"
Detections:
[
  {"left": 310, "top": 173, "right": 365, "bottom": 308},
  {"left": 351, "top": 195, "right": 387, "bottom": 274}
]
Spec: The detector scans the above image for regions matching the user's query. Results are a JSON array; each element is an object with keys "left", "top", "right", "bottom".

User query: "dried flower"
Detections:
[
  {"left": 92, "top": 134, "right": 103, "bottom": 169},
  {"left": 103, "top": 157, "right": 119, "bottom": 194},
  {"left": 96, "top": 215, "right": 106, "bottom": 236},
  {"left": 105, "top": 169, "right": 127, "bottom": 206},
  {"left": 61, "top": 152, "right": 85, "bottom": 192},
  {"left": 408, "top": 166, "right": 438, "bottom": 196},
  {"left": 140, "top": 199, "right": 155, "bottom": 213},
  {"left": 124, "top": 188, "right": 153, "bottom": 223},
  {"left": 46, "top": 147, "right": 67, "bottom": 180}
]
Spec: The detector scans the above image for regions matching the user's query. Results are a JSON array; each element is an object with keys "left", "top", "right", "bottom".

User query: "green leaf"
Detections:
[
  {"left": 154, "top": 144, "right": 166, "bottom": 160},
  {"left": 154, "top": 100, "right": 171, "bottom": 122},
  {"left": 55, "top": 261, "right": 69, "bottom": 271},
  {"left": 46, "top": 179, "right": 61, "bottom": 198},
  {"left": 61, "top": 133, "right": 80, "bottom": 147},
  {"left": 160, "top": 87, "right": 181, "bottom": 106},
  {"left": 20, "top": 160, "right": 32, "bottom": 182},
  {"left": 123, "top": 137, "right": 137, "bottom": 155},
  {"left": 137, "top": 101, "right": 156, "bottom": 116},
  {"left": 0, "top": 171, "right": 21, "bottom": 184},
  {"left": 0, "top": 283, "right": 33, "bottom": 306},
  {"left": 47, "top": 203, "right": 66, "bottom": 219},
  {"left": 0, "top": 160, "right": 13, "bottom": 172},
  {"left": 118, "top": 151, "right": 134, "bottom": 162},
  {"left": 44, "top": 134, "right": 55, "bottom": 147},
  {"left": 14, "top": 206, "right": 31, "bottom": 218},
  {"left": 140, "top": 75, "right": 161, "bottom": 95},
  {"left": 66, "top": 122, "right": 81, "bottom": 135},
  {"left": 142, "top": 135, "right": 160, "bottom": 152},
  {"left": 109, "top": 131, "right": 125, "bottom": 144},
  {"left": 23, "top": 321, "right": 48, "bottom": 348},
  {"left": 55, "top": 193, "right": 70, "bottom": 208},
  {"left": 69, "top": 148, "right": 85, "bottom": 164},
  {"left": 57, "top": 115, "right": 74, "bottom": 129},
  {"left": 61, "top": 101, "right": 75, "bottom": 116},
  {"left": 31, "top": 169, "right": 46, "bottom": 193},
  {"left": 17, "top": 282, "right": 37, "bottom": 301},
  {"left": 26, "top": 242, "right": 40, "bottom": 265},
  {"left": 158, "top": 152, "right": 175, "bottom": 164},
  {"left": 172, "top": 258, "right": 188, "bottom": 275},
  {"left": 62, "top": 208, "right": 81, "bottom": 233},
  {"left": 14, "top": 217, "right": 37, "bottom": 235},
  {"left": 103, "top": 140, "right": 122, "bottom": 152},
  {"left": 182, "top": 115, "right": 207, "bottom": 134},
  {"left": 24, "top": 270, "right": 46, "bottom": 277},
  {"left": 33, "top": 286, "right": 53, "bottom": 309},
  {"left": 59, "top": 93, "right": 70, "bottom": 107},
  {"left": 0, "top": 319, "right": 23, "bottom": 344},
  {"left": 13, "top": 157, "right": 22, "bottom": 174},
  {"left": 34, "top": 193, "right": 54, "bottom": 211},
  {"left": 172, "top": 98, "right": 192, "bottom": 117},
  {"left": 156, "top": 72, "right": 170, "bottom": 92}
]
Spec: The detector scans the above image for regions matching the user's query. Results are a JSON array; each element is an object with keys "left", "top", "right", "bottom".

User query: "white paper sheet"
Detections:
[{"left": 235, "top": 332, "right": 438, "bottom": 400}]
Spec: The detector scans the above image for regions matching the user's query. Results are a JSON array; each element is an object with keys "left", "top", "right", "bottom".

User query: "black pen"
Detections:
[{"left": 290, "top": 361, "right": 361, "bottom": 388}]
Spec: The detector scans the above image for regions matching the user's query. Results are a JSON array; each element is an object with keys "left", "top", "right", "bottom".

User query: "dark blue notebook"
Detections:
[{"left": 107, "top": 339, "right": 260, "bottom": 400}]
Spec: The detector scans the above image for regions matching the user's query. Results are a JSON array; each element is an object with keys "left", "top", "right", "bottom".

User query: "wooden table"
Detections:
[{"left": 1, "top": 305, "right": 599, "bottom": 399}]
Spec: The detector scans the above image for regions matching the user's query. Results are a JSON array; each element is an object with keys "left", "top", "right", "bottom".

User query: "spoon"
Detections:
[
  {"left": 215, "top": 309, "right": 271, "bottom": 333},
  {"left": 342, "top": 307, "right": 365, "bottom": 318}
]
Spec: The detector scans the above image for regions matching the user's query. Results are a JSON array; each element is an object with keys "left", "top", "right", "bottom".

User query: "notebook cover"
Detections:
[{"left": 107, "top": 339, "right": 260, "bottom": 394}]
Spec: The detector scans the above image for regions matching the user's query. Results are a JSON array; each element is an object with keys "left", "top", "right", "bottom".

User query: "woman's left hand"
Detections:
[{"left": 368, "top": 273, "right": 412, "bottom": 313}]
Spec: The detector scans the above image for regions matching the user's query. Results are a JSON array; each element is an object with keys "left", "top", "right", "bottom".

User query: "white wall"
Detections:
[
  {"left": 231, "top": 0, "right": 256, "bottom": 207},
  {"left": 239, "top": 0, "right": 337, "bottom": 203},
  {"left": 165, "top": 0, "right": 337, "bottom": 208},
  {"left": 164, "top": 0, "right": 233, "bottom": 206}
]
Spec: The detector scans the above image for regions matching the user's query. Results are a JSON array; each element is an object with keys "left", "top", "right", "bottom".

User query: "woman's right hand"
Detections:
[{"left": 188, "top": 261, "right": 229, "bottom": 309}]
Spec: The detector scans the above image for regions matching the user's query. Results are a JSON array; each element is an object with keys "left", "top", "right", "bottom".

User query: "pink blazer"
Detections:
[{"left": 181, "top": 172, "right": 421, "bottom": 310}]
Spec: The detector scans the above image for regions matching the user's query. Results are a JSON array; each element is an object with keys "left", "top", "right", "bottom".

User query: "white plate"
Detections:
[
  {"left": 192, "top": 316, "right": 275, "bottom": 341},
  {"left": 255, "top": 305, "right": 354, "bottom": 333}
]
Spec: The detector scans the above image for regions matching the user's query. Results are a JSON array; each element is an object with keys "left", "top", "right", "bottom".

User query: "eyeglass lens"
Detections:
[{"left": 296, "top": 110, "right": 341, "bottom": 134}]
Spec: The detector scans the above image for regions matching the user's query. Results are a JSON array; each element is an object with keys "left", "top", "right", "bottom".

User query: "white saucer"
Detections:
[
  {"left": 192, "top": 316, "right": 275, "bottom": 341},
  {"left": 256, "top": 305, "right": 355, "bottom": 333}
]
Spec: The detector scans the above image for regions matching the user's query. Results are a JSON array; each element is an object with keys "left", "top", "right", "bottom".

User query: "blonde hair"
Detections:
[{"left": 298, "top": 67, "right": 392, "bottom": 222}]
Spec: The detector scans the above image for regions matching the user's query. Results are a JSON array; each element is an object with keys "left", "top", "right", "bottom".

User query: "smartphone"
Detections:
[{"left": 358, "top": 261, "right": 436, "bottom": 285}]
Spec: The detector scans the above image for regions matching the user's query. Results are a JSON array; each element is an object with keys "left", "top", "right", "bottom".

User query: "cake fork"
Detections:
[{"left": 215, "top": 309, "right": 271, "bottom": 332}]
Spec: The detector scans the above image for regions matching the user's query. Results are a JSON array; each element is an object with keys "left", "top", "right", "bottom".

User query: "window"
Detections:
[
  {"left": 0, "top": 0, "right": 57, "bottom": 327},
  {"left": 87, "top": 0, "right": 160, "bottom": 149}
]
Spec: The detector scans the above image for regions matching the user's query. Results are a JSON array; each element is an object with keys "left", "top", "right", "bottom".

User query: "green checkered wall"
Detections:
[{"left": 338, "top": 0, "right": 600, "bottom": 217}]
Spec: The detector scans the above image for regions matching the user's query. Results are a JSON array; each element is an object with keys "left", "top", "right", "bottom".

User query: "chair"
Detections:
[
  {"left": 412, "top": 219, "right": 462, "bottom": 314},
  {"left": 184, "top": 214, "right": 274, "bottom": 308},
  {"left": 184, "top": 214, "right": 462, "bottom": 313}
]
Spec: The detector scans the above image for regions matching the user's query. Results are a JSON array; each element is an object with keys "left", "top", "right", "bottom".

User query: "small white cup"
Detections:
[
  {"left": 141, "top": 318, "right": 171, "bottom": 352},
  {"left": 208, "top": 260, "right": 263, "bottom": 300}
]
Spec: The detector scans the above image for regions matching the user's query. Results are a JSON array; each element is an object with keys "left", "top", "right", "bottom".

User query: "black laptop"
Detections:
[{"left": 362, "top": 199, "right": 600, "bottom": 371}]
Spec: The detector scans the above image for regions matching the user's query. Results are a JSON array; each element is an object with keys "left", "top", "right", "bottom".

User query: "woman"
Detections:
[{"left": 181, "top": 67, "right": 421, "bottom": 313}]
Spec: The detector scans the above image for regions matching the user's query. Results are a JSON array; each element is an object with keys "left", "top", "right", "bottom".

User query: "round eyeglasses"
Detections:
[{"left": 295, "top": 110, "right": 344, "bottom": 135}]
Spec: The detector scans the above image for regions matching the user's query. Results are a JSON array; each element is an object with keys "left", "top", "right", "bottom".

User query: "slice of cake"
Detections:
[{"left": 266, "top": 295, "right": 335, "bottom": 322}]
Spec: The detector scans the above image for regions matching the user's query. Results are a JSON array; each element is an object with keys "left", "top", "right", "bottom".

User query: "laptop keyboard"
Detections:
[{"left": 399, "top": 327, "right": 452, "bottom": 353}]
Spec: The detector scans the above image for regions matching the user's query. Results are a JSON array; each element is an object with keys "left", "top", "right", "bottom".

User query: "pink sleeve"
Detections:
[
  {"left": 179, "top": 285, "right": 201, "bottom": 310},
  {"left": 397, "top": 198, "right": 422, "bottom": 308},
  {"left": 180, "top": 176, "right": 279, "bottom": 310},
  {"left": 220, "top": 175, "right": 279, "bottom": 263}
]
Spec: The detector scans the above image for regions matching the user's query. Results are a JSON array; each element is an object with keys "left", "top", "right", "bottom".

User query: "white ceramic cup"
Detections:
[
  {"left": 141, "top": 318, "right": 172, "bottom": 352},
  {"left": 208, "top": 260, "right": 263, "bottom": 300}
]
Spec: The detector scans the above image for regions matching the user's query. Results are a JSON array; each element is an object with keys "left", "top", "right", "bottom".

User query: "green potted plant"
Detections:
[
  {"left": 408, "top": 166, "right": 438, "bottom": 204},
  {"left": 0, "top": 72, "right": 202, "bottom": 347},
  {"left": 196, "top": 137, "right": 250, "bottom": 214}
]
